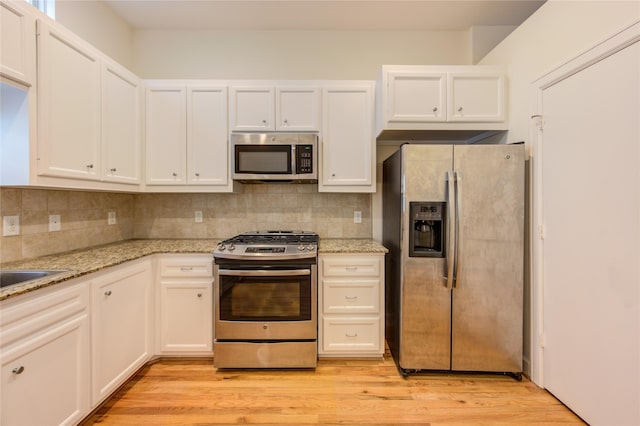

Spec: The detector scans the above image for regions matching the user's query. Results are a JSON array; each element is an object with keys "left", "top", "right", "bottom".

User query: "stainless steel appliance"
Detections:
[
  {"left": 383, "top": 144, "right": 524, "bottom": 378},
  {"left": 213, "top": 231, "right": 318, "bottom": 368},
  {"left": 231, "top": 133, "right": 318, "bottom": 183}
]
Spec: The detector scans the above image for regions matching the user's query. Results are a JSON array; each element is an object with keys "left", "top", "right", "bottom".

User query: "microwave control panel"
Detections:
[{"left": 296, "top": 145, "right": 314, "bottom": 174}]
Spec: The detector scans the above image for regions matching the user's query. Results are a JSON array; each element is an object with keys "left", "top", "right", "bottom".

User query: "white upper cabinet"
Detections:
[
  {"left": 229, "top": 86, "right": 274, "bottom": 131},
  {"left": 447, "top": 72, "right": 505, "bottom": 122},
  {"left": 377, "top": 65, "right": 507, "bottom": 134},
  {"left": 276, "top": 87, "right": 321, "bottom": 131},
  {"left": 386, "top": 71, "right": 446, "bottom": 122},
  {"left": 320, "top": 83, "right": 375, "bottom": 193},
  {"left": 145, "top": 85, "right": 188, "bottom": 185},
  {"left": 230, "top": 85, "right": 320, "bottom": 132},
  {"left": 35, "top": 18, "right": 142, "bottom": 190},
  {"left": 146, "top": 82, "right": 236, "bottom": 191},
  {"left": 102, "top": 59, "right": 142, "bottom": 184},
  {"left": 37, "top": 19, "right": 101, "bottom": 181},
  {"left": 187, "top": 86, "right": 229, "bottom": 185},
  {"left": 0, "top": 0, "right": 36, "bottom": 86}
]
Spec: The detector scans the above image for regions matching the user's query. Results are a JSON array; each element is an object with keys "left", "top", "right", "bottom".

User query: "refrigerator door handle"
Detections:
[
  {"left": 453, "top": 170, "right": 462, "bottom": 288},
  {"left": 444, "top": 170, "right": 456, "bottom": 289}
]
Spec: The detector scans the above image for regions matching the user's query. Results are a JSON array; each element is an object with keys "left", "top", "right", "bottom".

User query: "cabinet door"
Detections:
[
  {"left": 320, "top": 84, "right": 375, "bottom": 192},
  {"left": 447, "top": 72, "right": 505, "bottom": 122},
  {"left": 159, "top": 282, "right": 213, "bottom": 353},
  {"left": 102, "top": 59, "right": 141, "bottom": 184},
  {"left": 37, "top": 20, "right": 101, "bottom": 180},
  {"left": 229, "top": 86, "right": 274, "bottom": 131},
  {"left": 145, "top": 86, "right": 187, "bottom": 184},
  {"left": 276, "top": 87, "right": 321, "bottom": 131},
  {"left": 187, "top": 86, "right": 229, "bottom": 185},
  {"left": 91, "top": 262, "right": 151, "bottom": 405},
  {"left": 387, "top": 72, "right": 446, "bottom": 122},
  {"left": 1, "top": 315, "right": 89, "bottom": 426},
  {"left": 0, "top": 0, "right": 35, "bottom": 86}
]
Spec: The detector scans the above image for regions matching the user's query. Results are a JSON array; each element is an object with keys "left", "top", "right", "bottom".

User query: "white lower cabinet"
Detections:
[
  {"left": 0, "top": 281, "right": 90, "bottom": 426},
  {"left": 318, "top": 253, "right": 385, "bottom": 357},
  {"left": 91, "top": 259, "right": 152, "bottom": 406},
  {"left": 157, "top": 255, "right": 213, "bottom": 355}
]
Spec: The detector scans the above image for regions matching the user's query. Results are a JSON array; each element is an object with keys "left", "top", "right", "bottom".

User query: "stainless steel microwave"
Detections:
[{"left": 231, "top": 133, "right": 318, "bottom": 183}]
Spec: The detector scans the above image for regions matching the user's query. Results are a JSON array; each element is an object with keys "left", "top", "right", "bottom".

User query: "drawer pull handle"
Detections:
[
  {"left": 345, "top": 296, "right": 358, "bottom": 300},
  {"left": 180, "top": 267, "right": 193, "bottom": 271},
  {"left": 345, "top": 266, "right": 358, "bottom": 271},
  {"left": 346, "top": 333, "right": 358, "bottom": 338},
  {"left": 104, "top": 290, "right": 112, "bottom": 296},
  {"left": 12, "top": 366, "right": 25, "bottom": 375}
]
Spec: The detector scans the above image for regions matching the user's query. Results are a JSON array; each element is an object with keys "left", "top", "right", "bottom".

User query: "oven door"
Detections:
[{"left": 214, "top": 261, "right": 317, "bottom": 341}]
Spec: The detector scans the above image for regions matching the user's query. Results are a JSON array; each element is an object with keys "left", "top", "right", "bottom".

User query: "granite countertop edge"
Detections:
[{"left": 1, "top": 238, "right": 387, "bottom": 301}]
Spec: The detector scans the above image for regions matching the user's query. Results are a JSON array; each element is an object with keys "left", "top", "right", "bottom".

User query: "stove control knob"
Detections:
[
  {"left": 228, "top": 244, "right": 235, "bottom": 251},
  {"left": 297, "top": 245, "right": 305, "bottom": 251},
  {"left": 307, "top": 245, "right": 315, "bottom": 251},
  {"left": 217, "top": 244, "right": 226, "bottom": 251}
]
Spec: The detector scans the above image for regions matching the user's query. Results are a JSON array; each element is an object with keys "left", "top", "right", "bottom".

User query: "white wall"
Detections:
[
  {"left": 55, "top": 0, "right": 134, "bottom": 70},
  {"left": 132, "top": 30, "right": 471, "bottom": 79},
  {"left": 478, "top": 0, "right": 640, "bottom": 383},
  {"left": 480, "top": 0, "right": 640, "bottom": 144}
]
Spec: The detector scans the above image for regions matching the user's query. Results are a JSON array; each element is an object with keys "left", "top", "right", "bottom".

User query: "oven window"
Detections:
[
  {"left": 235, "top": 145, "right": 291, "bottom": 174},
  {"left": 219, "top": 275, "right": 311, "bottom": 321}
]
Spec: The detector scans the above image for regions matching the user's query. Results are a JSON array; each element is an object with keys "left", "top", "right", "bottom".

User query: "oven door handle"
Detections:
[{"left": 218, "top": 269, "right": 311, "bottom": 277}]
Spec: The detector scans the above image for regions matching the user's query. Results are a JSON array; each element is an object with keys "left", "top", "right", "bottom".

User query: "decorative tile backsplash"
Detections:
[
  {"left": 0, "top": 188, "right": 135, "bottom": 263},
  {"left": 0, "top": 185, "right": 372, "bottom": 262}
]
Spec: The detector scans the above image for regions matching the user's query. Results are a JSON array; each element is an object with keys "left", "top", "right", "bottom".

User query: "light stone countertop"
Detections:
[
  {"left": 318, "top": 239, "right": 388, "bottom": 254},
  {"left": 1, "top": 238, "right": 386, "bottom": 301},
  {"left": 0, "top": 239, "right": 221, "bottom": 302}
]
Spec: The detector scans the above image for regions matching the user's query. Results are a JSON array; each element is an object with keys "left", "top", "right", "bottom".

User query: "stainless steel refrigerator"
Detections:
[{"left": 383, "top": 144, "right": 524, "bottom": 377}]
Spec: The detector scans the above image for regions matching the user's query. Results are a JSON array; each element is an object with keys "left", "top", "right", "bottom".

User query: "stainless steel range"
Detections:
[{"left": 213, "top": 231, "right": 318, "bottom": 368}]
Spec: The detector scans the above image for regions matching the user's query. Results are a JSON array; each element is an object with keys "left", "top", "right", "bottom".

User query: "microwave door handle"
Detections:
[
  {"left": 291, "top": 144, "right": 297, "bottom": 175},
  {"left": 218, "top": 269, "right": 311, "bottom": 277}
]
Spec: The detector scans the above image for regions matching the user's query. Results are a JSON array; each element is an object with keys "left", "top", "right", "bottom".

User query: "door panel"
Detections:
[
  {"left": 399, "top": 145, "right": 452, "bottom": 370},
  {"left": 541, "top": 40, "right": 639, "bottom": 425},
  {"left": 451, "top": 144, "right": 524, "bottom": 372}
]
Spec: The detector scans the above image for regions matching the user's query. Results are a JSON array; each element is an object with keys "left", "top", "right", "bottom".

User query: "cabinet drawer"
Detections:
[
  {"left": 0, "top": 281, "right": 89, "bottom": 349},
  {"left": 159, "top": 255, "right": 212, "bottom": 278},
  {"left": 321, "top": 256, "right": 381, "bottom": 277},
  {"left": 323, "top": 279, "right": 379, "bottom": 314},
  {"left": 321, "top": 317, "right": 380, "bottom": 352}
]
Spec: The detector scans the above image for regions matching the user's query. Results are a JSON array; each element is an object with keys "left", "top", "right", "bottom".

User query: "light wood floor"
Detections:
[{"left": 83, "top": 356, "right": 585, "bottom": 425}]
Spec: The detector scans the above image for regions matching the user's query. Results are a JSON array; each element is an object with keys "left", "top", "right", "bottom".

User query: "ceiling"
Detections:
[{"left": 103, "top": 0, "right": 546, "bottom": 31}]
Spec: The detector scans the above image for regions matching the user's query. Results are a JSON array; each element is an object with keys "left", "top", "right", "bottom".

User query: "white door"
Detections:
[
  {"left": 447, "top": 72, "right": 504, "bottom": 122},
  {"left": 91, "top": 262, "right": 151, "bottom": 405},
  {"left": 187, "top": 86, "right": 228, "bottom": 185},
  {"left": 102, "top": 60, "right": 141, "bottom": 184},
  {"left": 0, "top": 0, "right": 35, "bottom": 86},
  {"left": 229, "top": 86, "right": 274, "bottom": 131},
  {"left": 37, "top": 20, "right": 100, "bottom": 180},
  {"left": 320, "top": 84, "right": 375, "bottom": 192},
  {"left": 275, "top": 87, "right": 321, "bottom": 131},
  {"left": 159, "top": 282, "right": 213, "bottom": 353},
  {"left": 145, "top": 86, "right": 187, "bottom": 185},
  {"left": 386, "top": 71, "right": 446, "bottom": 122},
  {"left": 537, "top": 30, "right": 639, "bottom": 425}
]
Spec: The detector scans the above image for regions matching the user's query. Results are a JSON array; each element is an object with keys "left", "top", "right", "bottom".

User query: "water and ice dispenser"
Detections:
[{"left": 409, "top": 202, "right": 445, "bottom": 257}]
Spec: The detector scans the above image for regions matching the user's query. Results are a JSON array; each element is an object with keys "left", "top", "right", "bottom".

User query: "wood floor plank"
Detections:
[{"left": 82, "top": 356, "right": 585, "bottom": 425}]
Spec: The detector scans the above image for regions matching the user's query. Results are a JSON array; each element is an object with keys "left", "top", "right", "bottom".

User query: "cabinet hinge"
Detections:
[
  {"left": 540, "top": 332, "right": 546, "bottom": 349},
  {"left": 539, "top": 225, "right": 544, "bottom": 240}
]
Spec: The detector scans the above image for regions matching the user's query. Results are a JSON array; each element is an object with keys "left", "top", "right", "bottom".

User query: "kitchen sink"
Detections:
[{"left": 0, "top": 270, "right": 69, "bottom": 289}]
